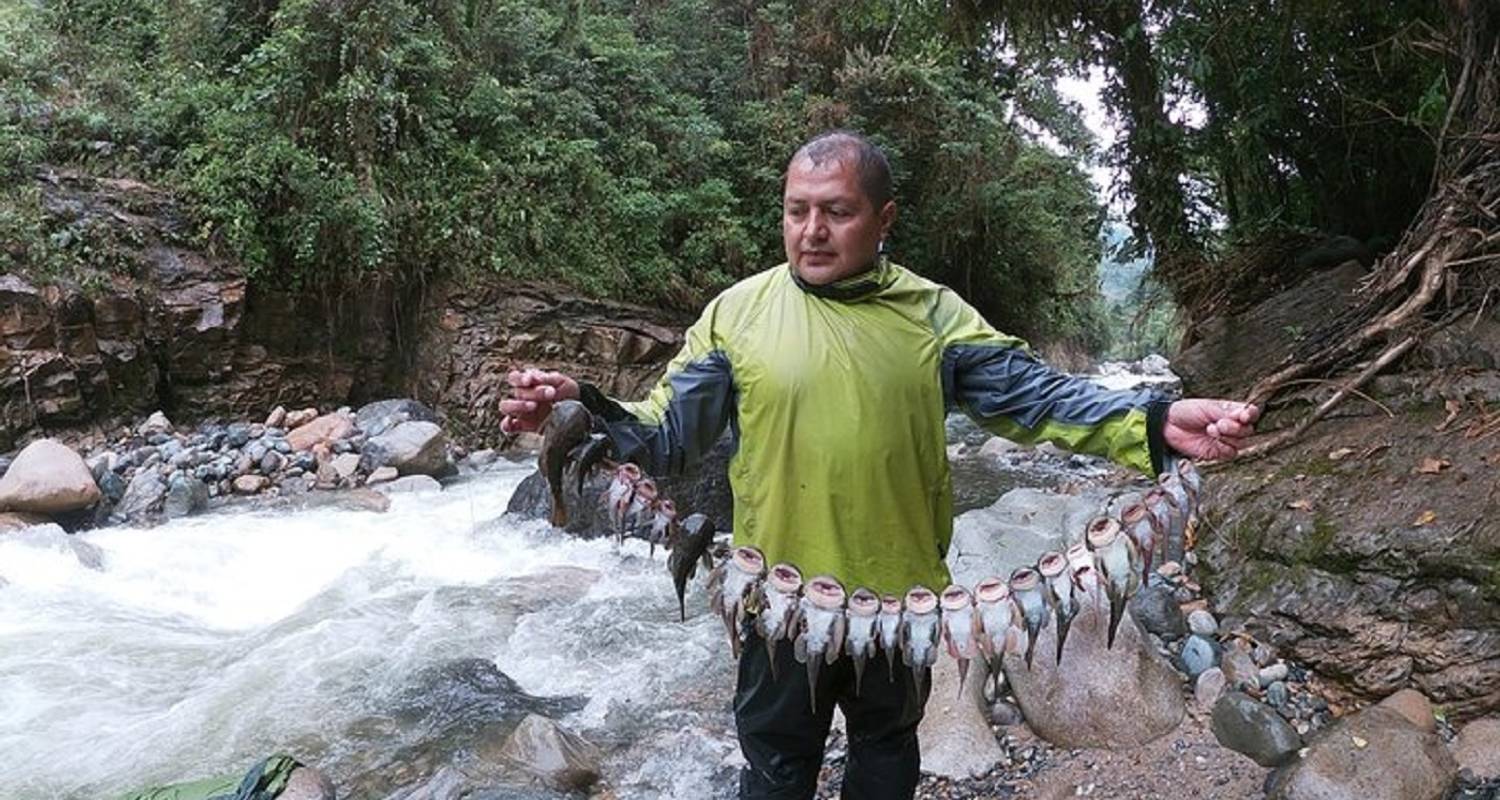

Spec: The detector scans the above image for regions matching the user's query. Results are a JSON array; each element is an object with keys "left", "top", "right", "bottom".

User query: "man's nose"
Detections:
[{"left": 804, "top": 210, "right": 830, "bottom": 240}]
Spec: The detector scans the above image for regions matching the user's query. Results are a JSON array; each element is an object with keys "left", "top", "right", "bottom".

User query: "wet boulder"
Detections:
[
  {"left": 360, "top": 421, "right": 449, "bottom": 476},
  {"left": 1267, "top": 699, "right": 1456, "bottom": 800},
  {"left": 0, "top": 439, "right": 101, "bottom": 514},
  {"left": 918, "top": 654, "right": 1006, "bottom": 777},
  {"left": 110, "top": 469, "right": 167, "bottom": 524},
  {"left": 495, "top": 714, "right": 602, "bottom": 791},
  {"left": 356, "top": 398, "right": 438, "bottom": 439},
  {"left": 1210, "top": 690, "right": 1302, "bottom": 767},
  {"left": 0, "top": 511, "right": 49, "bottom": 533},
  {"left": 287, "top": 412, "right": 355, "bottom": 452}
]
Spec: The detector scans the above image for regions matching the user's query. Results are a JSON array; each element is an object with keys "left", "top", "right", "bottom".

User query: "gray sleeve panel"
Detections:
[
  {"left": 595, "top": 350, "right": 738, "bottom": 477},
  {"left": 941, "top": 343, "right": 1161, "bottom": 429}
]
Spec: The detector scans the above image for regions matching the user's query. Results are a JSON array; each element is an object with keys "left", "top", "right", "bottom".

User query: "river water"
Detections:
[{"left": 0, "top": 460, "right": 742, "bottom": 799}]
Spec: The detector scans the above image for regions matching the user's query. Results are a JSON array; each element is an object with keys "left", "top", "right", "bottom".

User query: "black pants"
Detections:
[{"left": 734, "top": 629, "right": 930, "bottom": 799}]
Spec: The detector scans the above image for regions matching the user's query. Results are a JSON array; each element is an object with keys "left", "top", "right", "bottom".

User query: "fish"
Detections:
[
  {"left": 1036, "top": 551, "right": 1077, "bottom": 665},
  {"left": 1176, "top": 459, "right": 1202, "bottom": 511},
  {"left": 706, "top": 545, "right": 765, "bottom": 657},
  {"left": 877, "top": 594, "right": 903, "bottom": 681},
  {"left": 647, "top": 498, "right": 678, "bottom": 559},
  {"left": 1086, "top": 516, "right": 1141, "bottom": 649},
  {"left": 625, "top": 477, "right": 659, "bottom": 542},
  {"left": 899, "top": 586, "right": 941, "bottom": 691},
  {"left": 569, "top": 433, "right": 611, "bottom": 496},
  {"left": 939, "top": 584, "right": 980, "bottom": 697},
  {"left": 538, "top": 400, "right": 594, "bottom": 528},
  {"left": 1158, "top": 472, "right": 1191, "bottom": 564},
  {"left": 754, "top": 563, "right": 804, "bottom": 680},
  {"left": 1121, "top": 502, "right": 1158, "bottom": 581},
  {"left": 844, "top": 588, "right": 881, "bottom": 697},
  {"left": 792, "top": 575, "right": 847, "bottom": 713},
  {"left": 667, "top": 513, "right": 716, "bottom": 621},
  {"left": 1008, "top": 567, "right": 1048, "bottom": 669},
  {"left": 973, "top": 576, "right": 1014, "bottom": 700},
  {"left": 606, "top": 463, "right": 643, "bottom": 540}
]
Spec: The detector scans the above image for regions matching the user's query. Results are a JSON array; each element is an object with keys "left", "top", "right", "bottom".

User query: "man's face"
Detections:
[{"left": 782, "top": 156, "right": 896, "bottom": 285}]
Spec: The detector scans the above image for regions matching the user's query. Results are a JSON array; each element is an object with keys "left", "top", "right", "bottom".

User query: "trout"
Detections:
[
  {"left": 900, "top": 586, "right": 941, "bottom": 691},
  {"left": 1037, "top": 551, "right": 1077, "bottom": 665},
  {"left": 1086, "top": 516, "right": 1141, "bottom": 649},
  {"left": 939, "top": 585, "right": 980, "bottom": 697},
  {"left": 754, "top": 563, "right": 804, "bottom": 680},
  {"left": 792, "top": 575, "right": 847, "bottom": 713},
  {"left": 1009, "top": 567, "right": 1048, "bottom": 669},
  {"left": 844, "top": 588, "right": 881, "bottom": 696},
  {"left": 877, "top": 594, "right": 903, "bottom": 681},
  {"left": 538, "top": 400, "right": 593, "bottom": 527},
  {"left": 706, "top": 545, "right": 766, "bottom": 656}
]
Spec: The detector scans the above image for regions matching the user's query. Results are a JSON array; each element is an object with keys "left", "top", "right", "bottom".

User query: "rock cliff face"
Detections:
[{"left": 0, "top": 171, "right": 686, "bottom": 450}]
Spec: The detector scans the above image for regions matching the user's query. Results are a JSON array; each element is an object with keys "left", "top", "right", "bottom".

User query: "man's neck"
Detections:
[{"left": 791, "top": 257, "right": 887, "bottom": 300}]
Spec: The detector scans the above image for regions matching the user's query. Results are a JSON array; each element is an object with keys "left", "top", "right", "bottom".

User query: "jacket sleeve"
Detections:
[
  {"left": 930, "top": 288, "right": 1170, "bottom": 475},
  {"left": 576, "top": 297, "right": 737, "bottom": 477}
]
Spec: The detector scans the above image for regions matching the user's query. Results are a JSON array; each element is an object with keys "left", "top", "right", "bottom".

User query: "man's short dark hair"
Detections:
[{"left": 789, "top": 130, "right": 893, "bottom": 207}]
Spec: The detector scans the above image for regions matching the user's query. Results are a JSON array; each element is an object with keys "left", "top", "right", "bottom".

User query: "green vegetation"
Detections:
[{"left": 0, "top": 0, "right": 1451, "bottom": 351}]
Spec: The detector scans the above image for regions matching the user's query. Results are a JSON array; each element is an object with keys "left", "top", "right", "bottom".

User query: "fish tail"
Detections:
[
  {"left": 956, "top": 658, "right": 969, "bottom": 700},
  {"left": 1055, "top": 611, "right": 1073, "bottom": 665},
  {"left": 885, "top": 645, "right": 897, "bottom": 682},
  {"left": 911, "top": 663, "right": 926, "bottom": 695},
  {"left": 648, "top": 541, "right": 656, "bottom": 560},
  {"left": 677, "top": 590, "right": 686, "bottom": 623},
  {"left": 852, "top": 654, "right": 865, "bottom": 697},
  {"left": 1106, "top": 586, "right": 1124, "bottom": 650},
  {"left": 548, "top": 497, "right": 567, "bottom": 528},
  {"left": 793, "top": 633, "right": 808, "bottom": 664},
  {"left": 727, "top": 613, "right": 743, "bottom": 660},
  {"left": 1024, "top": 634, "right": 1037, "bottom": 670},
  {"left": 766, "top": 637, "right": 781, "bottom": 682}
]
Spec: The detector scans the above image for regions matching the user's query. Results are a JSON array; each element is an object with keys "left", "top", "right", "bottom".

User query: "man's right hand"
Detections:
[{"left": 500, "top": 368, "right": 580, "bottom": 434}]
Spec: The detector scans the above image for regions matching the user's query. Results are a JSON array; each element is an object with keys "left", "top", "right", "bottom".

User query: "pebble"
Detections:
[
  {"left": 1180, "top": 635, "right": 1221, "bottom": 679},
  {"left": 1130, "top": 585, "right": 1188, "bottom": 639},
  {"left": 1194, "top": 668, "right": 1227, "bottom": 708},
  {"left": 1251, "top": 643, "right": 1275, "bottom": 667},
  {"left": 1187, "top": 609, "right": 1218, "bottom": 637},
  {"left": 1265, "top": 681, "right": 1289, "bottom": 709},
  {"left": 989, "top": 701, "right": 1024, "bottom": 727},
  {"left": 1221, "top": 647, "right": 1259, "bottom": 691},
  {"left": 1258, "top": 663, "right": 1289, "bottom": 686},
  {"left": 1209, "top": 691, "right": 1302, "bottom": 768},
  {"left": 1157, "top": 561, "right": 1183, "bottom": 578}
]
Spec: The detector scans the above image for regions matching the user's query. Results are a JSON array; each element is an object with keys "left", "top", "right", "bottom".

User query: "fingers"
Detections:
[{"left": 1209, "top": 417, "right": 1254, "bottom": 439}]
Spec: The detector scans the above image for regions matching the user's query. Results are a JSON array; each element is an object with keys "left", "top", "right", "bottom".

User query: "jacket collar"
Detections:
[{"left": 788, "top": 257, "right": 893, "bottom": 302}]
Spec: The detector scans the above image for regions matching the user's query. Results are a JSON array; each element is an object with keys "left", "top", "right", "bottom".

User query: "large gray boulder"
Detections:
[
  {"left": 1001, "top": 600, "right": 1184, "bottom": 749},
  {"left": 360, "top": 421, "right": 449, "bottom": 476},
  {"left": 917, "top": 654, "right": 1006, "bottom": 778},
  {"left": 355, "top": 398, "right": 438, "bottom": 438},
  {"left": 111, "top": 469, "right": 167, "bottom": 524},
  {"left": 1211, "top": 690, "right": 1303, "bottom": 767},
  {"left": 1267, "top": 703, "right": 1457, "bottom": 800},
  {"left": 0, "top": 439, "right": 101, "bottom": 514},
  {"left": 947, "top": 486, "right": 1114, "bottom": 585}
]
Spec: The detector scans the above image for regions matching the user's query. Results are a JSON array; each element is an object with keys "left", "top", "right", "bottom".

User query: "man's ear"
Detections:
[{"left": 879, "top": 201, "right": 897, "bottom": 239}]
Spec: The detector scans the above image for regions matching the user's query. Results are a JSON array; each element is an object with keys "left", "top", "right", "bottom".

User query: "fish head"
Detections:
[
  {"left": 730, "top": 546, "right": 766, "bottom": 577},
  {"left": 617, "top": 462, "right": 643, "bottom": 483},
  {"left": 848, "top": 588, "right": 880, "bottom": 616},
  {"left": 974, "top": 576, "right": 1010, "bottom": 605},
  {"left": 1071, "top": 561, "right": 1101, "bottom": 593},
  {"left": 1065, "top": 543, "right": 1093, "bottom": 573},
  {"left": 657, "top": 498, "right": 677, "bottom": 520},
  {"left": 1085, "top": 516, "right": 1122, "bottom": 551},
  {"left": 767, "top": 562, "right": 803, "bottom": 594},
  {"left": 1008, "top": 568, "right": 1041, "bottom": 602},
  {"left": 880, "top": 594, "right": 904, "bottom": 615},
  {"left": 634, "top": 478, "right": 659, "bottom": 503},
  {"left": 939, "top": 584, "right": 973, "bottom": 611},
  {"left": 904, "top": 586, "right": 938, "bottom": 615},
  {"left": 805, "top": 575, "right": 847, "bottom": 610},
  {"left": 1036, "top": 551, "right": 1068, "bottom": 581}
]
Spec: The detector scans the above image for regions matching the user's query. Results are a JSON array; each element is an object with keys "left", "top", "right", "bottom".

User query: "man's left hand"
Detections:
[{"left": 1164, "top": 399, "right": 1261, "bottom": 461}]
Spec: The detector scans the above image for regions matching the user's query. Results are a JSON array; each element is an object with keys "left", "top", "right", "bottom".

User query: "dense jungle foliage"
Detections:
[{"left": 0, "top": 0, "right": 1448, "bottom": 353}]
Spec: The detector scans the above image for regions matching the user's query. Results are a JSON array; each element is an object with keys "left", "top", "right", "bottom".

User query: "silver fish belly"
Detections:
[
  {"left": 900, "top": 586, "right": 941, "bottom": 690},
  {"left": 877, "top": 594, "right": 903, "bottom": 680},
  {"left": 845, "top": 588, "right": 880, "bottom": 696},
  {"left": 707, "top": 546, "right": 766, "bottom": 658},
  {"left": 793, "top": 575, "right": 847, "bottom": 713},
  {"left": 754, "top": 563, "right": 803, "bottom": 681},
  {"left": 1009, "top": 568, "right": 1048, "bottom": 669},
  {"left": 939, "top": 584, "right": 979, "bottom": 697}
]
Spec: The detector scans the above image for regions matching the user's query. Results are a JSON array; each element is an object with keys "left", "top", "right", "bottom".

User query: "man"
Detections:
[{"left": 500, "top": 130, "right": 1258, "bottom": 799}]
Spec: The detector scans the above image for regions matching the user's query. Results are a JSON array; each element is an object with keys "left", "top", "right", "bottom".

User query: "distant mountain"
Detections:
[{"left": 1097, "top": 222, "right": 1152, "bottom": 303}]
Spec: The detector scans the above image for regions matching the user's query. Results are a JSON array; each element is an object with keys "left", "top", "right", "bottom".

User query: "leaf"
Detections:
[
  {"left": 1327, "top": 447, "right": 1356, "bottom": 461},
  {"left": 1415, "top": 510, "right": 1438, "bottom": 527},
  {"left": 1352, "top": 735, "right": 1368, "bottom": 749},
  {"left": 1287, "top": 499, "right": 1313, "bottom": 511},
  {"left": 1414, "top": 457, "right": 1451, "bottom": 475}
]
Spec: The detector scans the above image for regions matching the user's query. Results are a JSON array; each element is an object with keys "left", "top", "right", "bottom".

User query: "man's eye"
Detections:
[
  {"left": 829, "top": 208, "right": 851, "bottom": 218},
  {"left": 786, "top": 207, "right": 807, "bottom": 218}
]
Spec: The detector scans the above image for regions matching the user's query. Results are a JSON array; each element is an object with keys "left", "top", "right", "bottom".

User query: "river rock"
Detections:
[
  {"left": 1188, "top": 609, "right": 1219, "bottom": 636},
  {"left": 264, "top": 405, "right": 287, "bottom": 428},
  {"left": 163, "top": 473, "right": 209, "bottom": 518},
  {"left": 366, "top": 466, "right": 398, "bottom": 485},
  {"left": 137, "top": 410, "right": 172, "bottom": 436},
  {"left": 1221, "top": 645, "right": 1259, "bottom": 690},
  {"left": 111, "top": 468, "right": 167, "bottom": 523},
  {"left": 1003, "top": 604, "right": 1184, "bottom": 749},
  {"left": 233, "top": 474, "right": 269, "bottom": 494},
  {"left": 1260, "top": 662, "right": 1290, "bottom": 687},
  {"left": 331, "top": 453, "right": 360, "bottom": 479},
  {"left": 1377, "top": 687, "right": 1435, "bottom": 733},
  {"left": 284, "top": 407, "right": 319, "bottom": 429},
  {"left": 0, "top": 510, "right": 49, "bottom": 533},
  {"left": 918, "top": 656, "right": 1006, "bottom": 777},
  {"left": 497, "top": 714, "right": 601, "bottom": 791},
  {"left": 360, "top": 421, "right": 448, "bottom": 476},
  {"left": 1267, "top": 705, "right": 1457, "bottom": 800},
  {"left": 373, "top": 475, "right": 442, "bottom": 495},
  {"left": 1211, "top": 690, "right": 1302, "bottom": 767},
  {"left": 355, "top": 398, "right": 438, "bottom": 438},
  {"left": 1180, "top": 634, "right": 1221, "bottom": 679},
  {"left": 949, "top": 487, "right": 1114, "bottom": 584},
  {"left": 0, "top": 439, "right": 101, "bottom": 514},
  {"left": 380, "top": 766, "right": 464, "bottom": 800},
  {"left": 278, "top": 766, "right": 337, "bottom": 800},
  {"left": 1455, "top": 718, "right": 1500, "bottom": 777},
  {"left": 1130, "top": 585, "right": 1188, "bottom": 639},
  {"left": 287, "top": 412, "right": 354, "bottom": 452}
]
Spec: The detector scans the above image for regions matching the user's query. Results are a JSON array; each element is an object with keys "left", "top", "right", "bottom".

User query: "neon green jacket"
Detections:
[{"left": 581, "top": 260, "right": 1168, "bottom": 596}]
